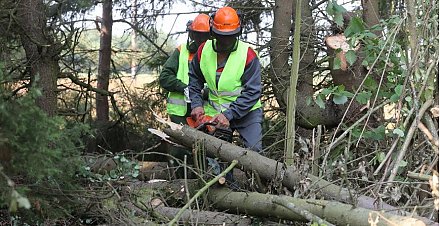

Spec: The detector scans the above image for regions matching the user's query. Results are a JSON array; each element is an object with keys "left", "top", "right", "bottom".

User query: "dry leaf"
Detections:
[{"left": 430, "top": 105, "right": 439, "bottom": 118}]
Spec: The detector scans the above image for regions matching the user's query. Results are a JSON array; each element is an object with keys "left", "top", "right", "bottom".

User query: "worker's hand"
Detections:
[
  {"left": 211, "top": 113, "right": 230, "bottom": 128},
  {"left": 191, "top": 107, "right": 205, "bottom": 121}
]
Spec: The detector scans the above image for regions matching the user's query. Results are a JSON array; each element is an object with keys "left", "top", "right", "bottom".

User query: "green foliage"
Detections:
[
  {"left": 326, "top": 1, "right": 347, "bottom": 27},
  {"left": 344, "top": 17, "right": 365, "bottom": 37},
  {"left": 78, "top": 153, "right": 141, "bottom": 182},
  {"left": 0, "top": 69, "right": 90, "bottom": 220},
  {"left": 352, "top": 125, "right": 386, "bottom": 141},
  {"left": 343, "top": 15, "right": 408, "bottom": 107},
  {"left": 0, "top": 93, "right": 87, "bottom": 181},
  {"left": 345, "top": 50, "right": 357, "bottom": 66},
  {"left": 315, "top": 85, "right": 354, "bottom": 108},
  {"left": 71, "top": 28, "right": 175, "bottom": 76},
  {"left": 355, "top": 91, "right": 372, "bottom": 104}
]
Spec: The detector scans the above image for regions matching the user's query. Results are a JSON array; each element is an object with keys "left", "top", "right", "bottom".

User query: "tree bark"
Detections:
[
  {"left": 121, "top": 201, "right": 253, "bottom": 225},
  {"left": 17, "top": 0, "right": 61, "bottom": 117},
  {"left": 153, "top": 205, "right": 252, "bottom": 225},
  {"left": 96, "top": 0, "right": 113, "bottom": 122},
  {"left": 130, "top": 0, "right": 138, "bottom": 78},
  {"left": 362, "top": 0, "right": 380, "bottom": 32},
  {"left": 269, "top": 0, "right": 292, "bottom": 109},
  {"left": 208, "top": 188, "right": 430, "bottom": 226}
]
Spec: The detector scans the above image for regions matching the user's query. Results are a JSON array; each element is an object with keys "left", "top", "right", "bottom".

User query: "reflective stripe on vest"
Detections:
[
  {"left": 166, "top": 45, "right": 190, "bottom": 116},
  {"left": 210, "top": 87, "right": 243, "bottom": 97},
  {"left": 167, "top": 98, "right": 187, "bottom": 106},
  {"left": 200, "top": 40, "right": 261, "bottom": 116}
]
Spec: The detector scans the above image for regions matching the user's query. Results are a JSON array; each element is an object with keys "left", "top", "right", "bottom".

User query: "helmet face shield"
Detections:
[
  {"left": 189, "top": 31, "right": 211, "bottom": 46},
  {"left": 211, "top": 34, "right": 238, "bottom": 53}
]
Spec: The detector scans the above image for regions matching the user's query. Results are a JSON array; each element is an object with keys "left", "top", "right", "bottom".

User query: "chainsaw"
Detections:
[
  {"left": 186, "top": 115, "right": 233, "bottom": 176},
  {"left": 186, "top": 115, "right": 233, "bottom": 143}
]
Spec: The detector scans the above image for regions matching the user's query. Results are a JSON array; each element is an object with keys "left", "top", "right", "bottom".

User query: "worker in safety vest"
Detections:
[
  {"left": 188, "top": 7, "right": 263, "bottom": 152},
  {"left": 159, "top": 14, "right": 211, "bottom": 178},
  {"left": 159, "top": 14, "right": 211, "bottom": 124}
]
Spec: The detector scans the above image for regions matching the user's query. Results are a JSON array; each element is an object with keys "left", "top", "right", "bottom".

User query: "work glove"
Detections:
[
  {"left": 184, "top": 87, "right": 191, "bottom": 103},
  {"left": 211, "top": 113, "right": 230, "bottom": 128},
  {"left": 191, "top": 107, "right": 205, "bottom": 121}
]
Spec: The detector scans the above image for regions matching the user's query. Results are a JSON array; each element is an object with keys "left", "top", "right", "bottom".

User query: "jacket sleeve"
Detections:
[
  {"left": 222, "top": 48, "right": 262, "bottom": 121},
  {"left": 159, "top": 48, "right": 187, "bottom": 93},
  {"left": 188, "top": 50, "right": 206, "bottom": 110}
]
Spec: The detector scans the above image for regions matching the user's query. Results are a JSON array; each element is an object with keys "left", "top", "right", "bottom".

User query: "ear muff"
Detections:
[
  {"left": 186, "top": 20, "right": 193, "bottom": 32},
  {"left": 209, "top": 11, "right": 216, "bottom": 36},
  {"left": 235, "top": 10, "right": 243, "bottom": 36}
]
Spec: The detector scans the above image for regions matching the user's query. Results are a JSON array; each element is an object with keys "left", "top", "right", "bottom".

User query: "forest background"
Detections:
[{"left": 0, "top": 0, "right": 438, "bottom": 225}]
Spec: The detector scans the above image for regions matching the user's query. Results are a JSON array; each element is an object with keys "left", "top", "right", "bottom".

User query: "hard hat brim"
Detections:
[
  {"left": 189, "top": 29, "right": 211, "bottom": 33},
  {"left": 212, "top": 26, "right": 241, "bottom": 36}
]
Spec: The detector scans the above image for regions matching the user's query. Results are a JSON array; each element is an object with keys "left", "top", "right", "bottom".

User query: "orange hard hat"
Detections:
[
  {"left": 212, "top": 7, "right": 241, "bottom": 35},
  {"left": 190, "top": 14, "right": 210, "bottom": 33}
]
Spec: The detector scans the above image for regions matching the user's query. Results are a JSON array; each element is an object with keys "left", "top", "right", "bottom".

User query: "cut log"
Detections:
[
  {"left": 138, "top": 161, "right": 171, "bottom": 181},
  {"left": 208, "top": 188, "right": 429, "bottom": 226},
  {"left": 325, "top": 34, "right": 360, "bottom": 71}
]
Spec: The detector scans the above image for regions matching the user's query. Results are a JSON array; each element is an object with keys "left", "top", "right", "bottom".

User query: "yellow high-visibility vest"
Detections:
[
  {"left": 166, "top": 45, "right": 190, "bottom": 116},
  {"left": 200, "top": 40, "right": 261, "bottom": 117}
]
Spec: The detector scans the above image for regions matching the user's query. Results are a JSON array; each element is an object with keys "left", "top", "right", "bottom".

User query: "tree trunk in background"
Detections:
[
  {"left": 362, "top": 0, "right": 380, "bottom": 32},
  {"left": 96, "top": 0, "right": 113, "bottom": 122},
  {"left": 270, "top": 0, "right": 343, "bottom": 129},
  {"left": 269, "top": 0, "right": 292, "bottom": 109},
  {"left": 17, "top": 0, "right": 61, "bottom": 117},
  {"left": 293, "top": 0, "right": 344, "bottom": 129},
  {"left": 131, "top": 0, "right": 138, "bottom": 78}
]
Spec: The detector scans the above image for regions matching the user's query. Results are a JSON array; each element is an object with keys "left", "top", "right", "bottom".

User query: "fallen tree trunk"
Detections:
[
  {"left": 162, "top": 122, "right": 438, "bottom": 225},
  {"left": 163, "top": 123, "right": 392, "bottom": 210},
  {"left": 122, "top": 201, "right": 253, "bottom": 225},
  {"left": 153, "top": 206, "right": 252, "bottom": 225},
  {"left": 123, "top": 180, "right": 284, "bottom": 225},
  {"left": 208, "top": 188, "right": 428, "bottom": 226}
]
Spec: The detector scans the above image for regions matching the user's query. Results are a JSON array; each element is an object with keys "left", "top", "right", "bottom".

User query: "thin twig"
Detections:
[
  {"left": 373, "top": 138, "right": 399, "bottom": 176},
  {"left": 407, "top": 171, "right": 432, "bottom": 181},
  {"left": 418, "top": 121, "right": 439, "bottom": 149},
  {"left": 387, "top": 99, "right": 434, "bottom": 183}
]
